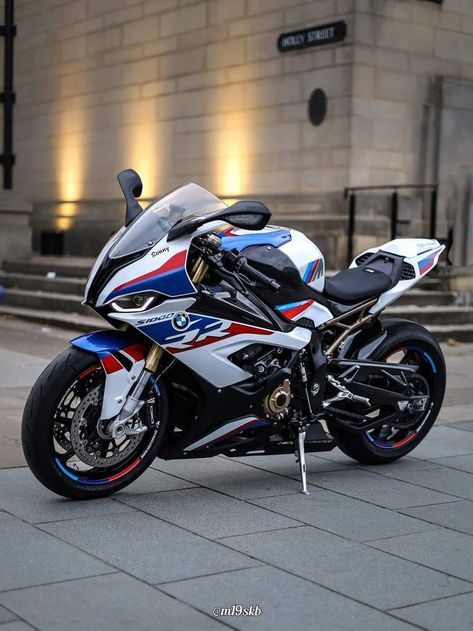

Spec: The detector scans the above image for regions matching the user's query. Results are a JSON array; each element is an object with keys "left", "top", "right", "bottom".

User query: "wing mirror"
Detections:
[
  {"left": 168, "top": 200, "right": 271, "bottom": 241},
  {"left": 117, "top": 169, "right": 143, "bottom": 226},
  {"left": 219, "top": 201, "right": 271, "bottom": 230}
]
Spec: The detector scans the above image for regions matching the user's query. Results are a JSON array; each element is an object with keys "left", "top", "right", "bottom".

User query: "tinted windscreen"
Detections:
[{"left": 109, "top": 182, "right": 227, "bottom": 259}]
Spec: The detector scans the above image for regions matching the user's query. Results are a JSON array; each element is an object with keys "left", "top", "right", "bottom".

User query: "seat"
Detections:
[{"left": 323, "top": 267, "right": 392, "bottom": 305}]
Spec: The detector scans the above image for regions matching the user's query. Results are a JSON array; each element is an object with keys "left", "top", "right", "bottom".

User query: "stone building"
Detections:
[{"left": 11, "top": 0, "right": 473, "bottom": 266}]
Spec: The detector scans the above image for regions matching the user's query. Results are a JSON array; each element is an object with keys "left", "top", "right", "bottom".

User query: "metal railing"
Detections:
[
  {"left": 0, "top": 0, "right": 15, "bottom": 189},
  {"left": 344, "top": 184, "right": 438, "bottom": 265}
]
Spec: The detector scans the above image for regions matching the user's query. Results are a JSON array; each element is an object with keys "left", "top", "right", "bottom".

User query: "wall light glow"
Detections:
[
  {"left": 54, "top": 202, "right": 78, "bottom": 232},
  {"left": 121, "top": 101, "right": 161, "bottom": 200},
  {"left": 57, "top": 110, "right": 85, "bottom": 202},
  {"left": 216, "top": 111, "right": 250, "bottom": 198}
]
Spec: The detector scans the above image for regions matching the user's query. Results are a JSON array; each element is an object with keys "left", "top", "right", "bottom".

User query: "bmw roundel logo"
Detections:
[{"left": 172, "top": 312, "right": 190, "bottom": 331}]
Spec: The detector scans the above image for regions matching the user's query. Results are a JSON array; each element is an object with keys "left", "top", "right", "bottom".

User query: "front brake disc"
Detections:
[{"left": 69, "top": 386, "right": 143, "bottom": 467}]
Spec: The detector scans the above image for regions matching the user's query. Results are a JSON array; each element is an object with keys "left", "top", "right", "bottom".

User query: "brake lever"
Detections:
[{"left": 206, "top": 252, "right": 250, "bottom": 296}]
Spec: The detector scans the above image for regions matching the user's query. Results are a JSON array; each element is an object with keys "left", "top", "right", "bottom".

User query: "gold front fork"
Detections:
[
  {"left": 191, "top": 255, "right": 208, "bottom": 284},
  {"left": 145, "top": 344, "right": 163, "bottom": 372},
  {"left": 145, "top": 254, "right": 208, "bottom": 373}
]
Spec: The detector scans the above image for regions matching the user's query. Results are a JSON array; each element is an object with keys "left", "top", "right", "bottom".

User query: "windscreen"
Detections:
[{"left": 109, "top": 182, "right": 227, "bottom": 259}]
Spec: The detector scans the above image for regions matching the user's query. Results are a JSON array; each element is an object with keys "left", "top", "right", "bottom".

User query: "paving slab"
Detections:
[
  {"left": 228, "top": 451, "right": 357, "bottom": 475},
  {"left": 453, "top": 420, "right": 473, "bottom": 433},
  {"left": 121, "top": 487, "right": 302, "bottom": 539},
  {"left": 0, "top": 348, "right": 48, "bottom": 388},
  {"left": 0, "top": 622, "right": 35, "bottom": 630},
  {"left": 161, "top": 565, "right": 417, "bottom": 631},
  {"left": 383, "top": 466, "right": 473, "bottom": 501},
  {"left": 422, "top": 426, "right": 473, "bottom": 451},
  {"left": 400, "top": 500, "right": 473, "bottom": 536},
  {"left": 305, "top": 468, "right": 456, "bottom": 508},
  {"left": 0, "top": 467, "right": 134, "bottom": 523},
  {"left": 40, "top": 511, "right": 258, "bottom": 585},
  {"left": 390, "top": 591, "right": 473, "bottom": 630},
  {"left": 357, "top": 456, "right": 442, "bottom": 476},
  {"left": 222, "top": 526, "right": 471, "bottom": 610},
  {"left": 369, "top": 528, "right": 473, "bottom": 582},
  {"left": 438, "top": 403, "right": 473, "bottom": 423},
  {"left": 0, "top": 572, "right": 225, "bottom": 631},
  {"left": 0, "top": 415, "right": 25, "bottom": 468},
  {"left": 0, "top": 512, "right": 113, "bottom": 592},
  {"left": 249, "top": 490, "right": 438, "bottom": 542},
  {"left": 151, "top": 455, "right": 302, "bottom": 499},
  {"left": 114, "top": 466, "right": 197, "bottom": 496},
  {"left": 408, "top": 439, "right": 473, "bottom": 459},
  {"left": 428, "top": 453, "right": 473, "bottom": 474},
  {"left": 0, "top": 604, "right": 16, "bottom": 623}
]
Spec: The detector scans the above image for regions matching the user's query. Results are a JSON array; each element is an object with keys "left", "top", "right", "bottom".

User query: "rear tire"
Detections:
[
  {"left": 22, "top": 347, "right": 168, "bottom": 500},
  {"left": 327, "top": 320, "right": 446, "bottom": 465}
]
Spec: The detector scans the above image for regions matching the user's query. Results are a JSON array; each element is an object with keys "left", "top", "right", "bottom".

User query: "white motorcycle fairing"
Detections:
[{"left": 81, "top": 181, "right": 444, "bottom": 428}]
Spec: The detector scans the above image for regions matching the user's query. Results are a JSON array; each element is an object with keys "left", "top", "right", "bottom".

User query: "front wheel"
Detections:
[
  {"left": 327, "top": 320, "right": 446, "bottom": 465},
  {"left": 22, "top": 347, "right": 167, "bottom": 499}
]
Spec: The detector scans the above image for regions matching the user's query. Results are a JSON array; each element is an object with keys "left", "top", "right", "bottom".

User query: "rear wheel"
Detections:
[
  {"left": 22, "top": 347, "right": 167, "bottom": 499},
  {"left": 327, "top": 321, "right": 446, "bottom": 464}
]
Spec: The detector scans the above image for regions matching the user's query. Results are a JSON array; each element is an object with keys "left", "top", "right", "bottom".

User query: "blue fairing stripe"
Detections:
[
  {"left": 106, "top": 267, "right": 195, "bottom": 302},
  {"left": 276, "top": 300, "right": 308, "bottom": 311},
  {"left": 220, "top": 229, "right": 291, "bottom": 252},
  {"left": 71, "top": 329, "right": 140, "bottom": 357}
]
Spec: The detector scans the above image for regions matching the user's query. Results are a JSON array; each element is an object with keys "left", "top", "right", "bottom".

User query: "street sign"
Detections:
[{"left": 277, "top": 21, "right": 346, "bottom": 53}]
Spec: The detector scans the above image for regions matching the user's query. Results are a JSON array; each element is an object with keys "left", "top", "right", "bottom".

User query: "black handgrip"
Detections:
[{"left": 235, "top": 257, "right": 281, "bottom": 292}]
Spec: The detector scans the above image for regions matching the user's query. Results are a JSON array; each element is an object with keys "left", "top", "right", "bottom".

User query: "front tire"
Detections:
[
  {"left": 22, "top": 347, "right": 167, "bottom": 500},
  {"left": 327, "top": 320, "right": 446, "bottom": 465}
]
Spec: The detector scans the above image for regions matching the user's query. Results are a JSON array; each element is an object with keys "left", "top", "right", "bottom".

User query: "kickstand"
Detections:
[{"left": 296, "top": 430, "right": 310, "bottom": 496}]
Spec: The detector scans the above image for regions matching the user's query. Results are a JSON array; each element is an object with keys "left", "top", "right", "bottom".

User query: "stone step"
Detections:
[
  {"left": 386, "top": 305, "right": 473, "bottom": 326},
  {"left": 0, "top": 271, "right": 86, "bottom": 294},
  {"left": 394, "top": 289, "right": 457, "bottom": 307},
  {"left": 0, "top": 305, "right": 106, "bottom": 332},
  {"left": 2, "top": 288, "right": 92, "bottom": 316},
  {"left": 2, "top": 256, "right": 94, "bottom": 279},
  {"left": 423, "top": 324, "right": 473, "bottom": 343}
]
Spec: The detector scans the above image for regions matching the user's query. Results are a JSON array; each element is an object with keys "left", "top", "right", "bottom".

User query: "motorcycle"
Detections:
[{"left": 22, "top": 169, "right": 446, "bottom": 499}]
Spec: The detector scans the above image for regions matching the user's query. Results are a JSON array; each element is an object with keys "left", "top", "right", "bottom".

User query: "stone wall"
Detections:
[
  {"left": 11, "top": 0, "right": 473, "bottom": 266},
  {"left": 350, "top": 0, "right": 473, "bottom": 236},
  {"left": 14, "top": 0, "right": 353, "bottom": 207}
]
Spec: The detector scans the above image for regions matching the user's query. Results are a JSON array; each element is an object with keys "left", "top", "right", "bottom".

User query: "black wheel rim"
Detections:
[{"left": 365, "top": 345, "right": 437, "bottom": 450}]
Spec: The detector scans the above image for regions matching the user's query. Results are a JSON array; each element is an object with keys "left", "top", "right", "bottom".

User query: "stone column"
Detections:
[{"left": 0, "top": 190, "right": 32, "bottom": 263}]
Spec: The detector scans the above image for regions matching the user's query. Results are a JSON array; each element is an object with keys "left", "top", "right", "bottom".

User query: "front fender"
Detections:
[{"left": 71, "top": 330, "right": 147, "bottom": 420}]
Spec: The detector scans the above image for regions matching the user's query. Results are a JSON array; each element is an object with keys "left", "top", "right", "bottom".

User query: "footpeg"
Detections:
[{"left": 296, "top": 430, "right": 310, "bottom": 496}]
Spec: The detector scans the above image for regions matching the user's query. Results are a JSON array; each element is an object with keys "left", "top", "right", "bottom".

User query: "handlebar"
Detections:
[{"left": 221, "top": 248, "right": 281, "bottom": 292}]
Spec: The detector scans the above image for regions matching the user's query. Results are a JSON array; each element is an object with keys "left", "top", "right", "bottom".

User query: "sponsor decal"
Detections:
[
  {"left": 151, "top": 246, "right": 170, "bottom": 258},
  {"left": 276, "top": 300, "right": 314, "bottom": 320}
]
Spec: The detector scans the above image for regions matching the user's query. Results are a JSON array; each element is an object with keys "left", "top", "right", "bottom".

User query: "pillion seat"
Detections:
[{"left": 323, "top": 267, "right": 392, "bottom": 305}]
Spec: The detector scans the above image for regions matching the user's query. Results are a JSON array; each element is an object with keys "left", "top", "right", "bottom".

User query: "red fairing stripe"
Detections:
[
  {"left": 113, "top": 250, "right": 187, "bottom": 293},
  {"left": 309, "top": 259, "right": 320, "bottom": 283},
  {"left": 101, "top": 354, "right": 123, "bottom": 374},
  {"left": 79, "top": 364, "right": 100, "bottom": 379},
  {"left": 122, "top": 343, "right": 145, "bottom": 361},
  {"left": 283, "top": 300, "right": 313, "bottom": 320}
]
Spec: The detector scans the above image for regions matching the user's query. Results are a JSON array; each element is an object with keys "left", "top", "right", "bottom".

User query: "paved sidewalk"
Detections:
[{"left": 1, "top": 317, "right": 473, "bottom": 629}]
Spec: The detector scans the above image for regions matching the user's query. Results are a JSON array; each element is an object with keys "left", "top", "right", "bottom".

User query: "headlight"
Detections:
[{"left": 110, "top": 292, "right": 156, "bottom": 312}]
